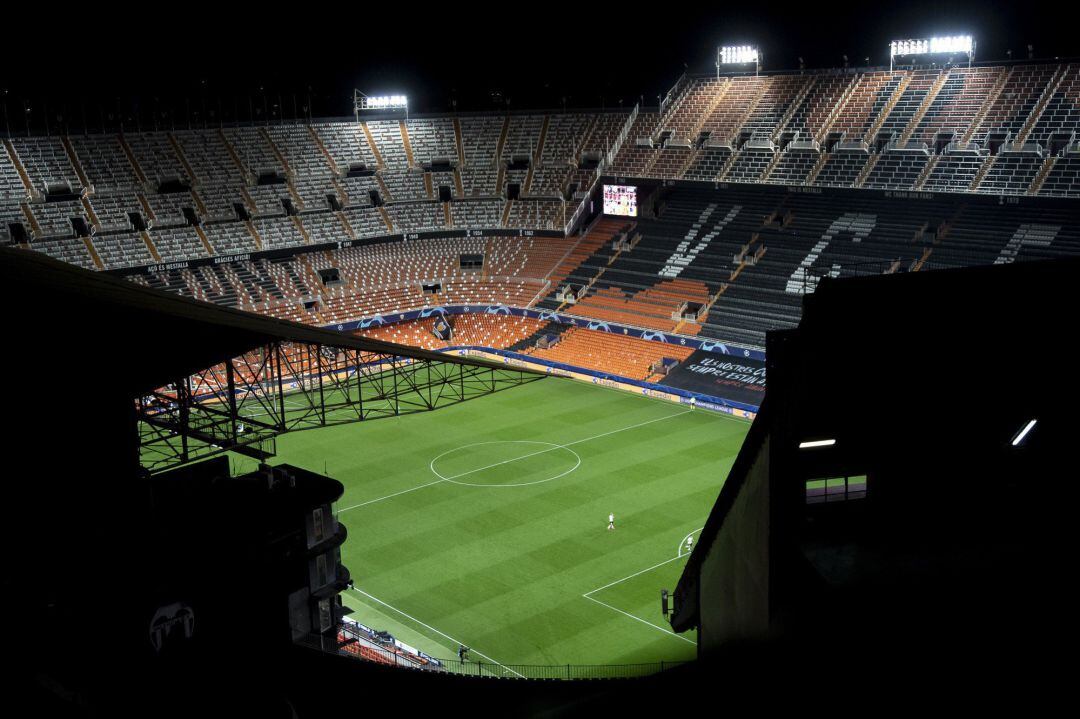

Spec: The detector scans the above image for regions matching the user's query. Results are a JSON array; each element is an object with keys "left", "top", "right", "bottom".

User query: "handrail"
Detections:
[
  {"left": 331, "top": 623, "right": 690, "bottom": 680},
  {"left": 563, "top": 102, "right": 640, "bottom": 236},
  {"left": 659, "top": 73, "right": 688, "bottom": 115},
  {"left": 322, "top": 302, "right": 765, "bottom": 356},
  {"left": 256, "top": 274, "right": 549, "bottom": 313}
]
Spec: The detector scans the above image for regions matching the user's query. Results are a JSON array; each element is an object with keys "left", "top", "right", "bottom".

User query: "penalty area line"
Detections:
[
  {"left": 582, "top": 594, "right": 696, "bottom": 645},
  {"left": 582, "top": 534, "right": 703, "bottom": 646},
  {"left": 583, "top": 555, "right": 683, "bottom": 597}
]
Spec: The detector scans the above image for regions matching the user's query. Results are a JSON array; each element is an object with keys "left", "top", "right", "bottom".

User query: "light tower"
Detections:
[
  {"left": 353, "top": 91, "right": 409, "bottom": 123},
  {"left": 716, "top": 45, "right": 761, "bottom": 77},
  {"left": 889, "top": 35, "right": 974, "bottom": 71}
]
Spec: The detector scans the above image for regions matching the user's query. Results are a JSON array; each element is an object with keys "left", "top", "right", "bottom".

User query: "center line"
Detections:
[
  {"left": 337, "top": 478, "right": 448, "bottom": 511},
  {"left": 446, "top": 410, "right": 690, "bottom": 480},
  {"left": 338, "top": 409, "right": 691, "bottom": 513}
]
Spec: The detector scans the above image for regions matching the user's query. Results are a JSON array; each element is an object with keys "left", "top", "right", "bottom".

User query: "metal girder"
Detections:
[{"left": 137, "top": 339, "right": 541, "bottom": 474}]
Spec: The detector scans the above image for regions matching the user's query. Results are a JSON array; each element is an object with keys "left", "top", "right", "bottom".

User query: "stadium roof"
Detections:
[{"left": 0, "top": 247, "right": 540, "bottom": 397}]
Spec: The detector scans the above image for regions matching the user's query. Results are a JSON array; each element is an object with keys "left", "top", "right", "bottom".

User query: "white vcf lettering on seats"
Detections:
[
  {"left": 995, "top": 224, "right": 1060, "bottom": 265},
  {"left": 659, "top": 204, "right": 741, "bottom": 278},
  {"left": 786, "top": 212, "right": 877, "bottom": 294}
]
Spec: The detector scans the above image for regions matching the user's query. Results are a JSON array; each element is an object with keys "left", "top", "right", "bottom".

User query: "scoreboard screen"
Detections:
[{"left": 603, "top": 185, "right": 638, "bottom": 217}]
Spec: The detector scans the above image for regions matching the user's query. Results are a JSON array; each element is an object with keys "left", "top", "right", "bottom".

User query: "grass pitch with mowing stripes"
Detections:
[{"left": 230, "top": 377, "right": 750, "bottom": 667}]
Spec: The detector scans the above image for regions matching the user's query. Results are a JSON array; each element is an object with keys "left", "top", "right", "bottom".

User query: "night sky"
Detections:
[{"left": 1, "top": 1, "right": 1074, "bottom": 132}]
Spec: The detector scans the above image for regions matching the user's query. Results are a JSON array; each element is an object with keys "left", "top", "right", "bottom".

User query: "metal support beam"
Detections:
[{"left": 137, "top": 339, "right": 542, "bottom": 474}]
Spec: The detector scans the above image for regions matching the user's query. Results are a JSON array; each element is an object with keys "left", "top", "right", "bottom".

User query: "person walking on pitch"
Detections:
[{"left": 608, "top": 512, "right": 615, "bottom": 530}]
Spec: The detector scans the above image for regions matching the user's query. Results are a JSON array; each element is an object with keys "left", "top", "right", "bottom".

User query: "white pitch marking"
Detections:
[
  {"left": 433, "top": 409, "right": 692, "bottom": 482},
  {"left": 581, "top": 379, "right": 754, "bottom": 425},
  {"left": 339, "top": 409, "right": 691, "bottom": 513},
  {"left": 347, "top": 586, "right": 525, "bottom": 678},
  {"left": 582, "top": 529, "right": 705, "bottom": 645},
  {"left": 559, "top": 409, "right": 693, "bottom": 449},
  {"left": 582, "top": 595, "right": 696, "bottom": 645},
  {"left": 583, "top": 555, "right": 684, "bottom": 597},
  {"left": 431, "top": 441, "right": 583, "bottom": 488},
  {"left": 678, "top": 527, "right": 704, "bottom": 558},
  {"left": 337, "top": 478, "right": 449, "bottom": 511}
]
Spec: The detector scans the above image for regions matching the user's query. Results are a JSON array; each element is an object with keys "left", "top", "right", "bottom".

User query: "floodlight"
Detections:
[
  {"left": 798, "top": 439, "right": 836, "bottom": 450},
  {"left": 358, "top": 94, "right": 408, "bottom": 110},
  {"left": 716, "top": 45, "right": 761, "bottom": 76},
  {"left": 354, "top": 91, "right": 409, "bottom": 122},
  {"left": 890, "top": 35, "right": 974, "bottom": 69},
  {"left": 719, "top": 45, "right": 759, "bottom": 65},
  {"left": 929, "top": 35, "right": 973, "bottom": 54}
]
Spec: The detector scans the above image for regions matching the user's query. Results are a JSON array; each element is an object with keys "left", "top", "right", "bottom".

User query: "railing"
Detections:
[
  {"left": 331, "top": 618, "right": 694, "bottom": 680},
  {"left": 882, "top": 138, "right": 930, "bottom": 153},
  {"left": 659, "top": 73, "right": 688, "bottom": 115},
  {"left": 429, "top": 658, "right": 688, "bottom": 680},
  {"left": 325, "top": 302, "right": 765, "bottom": 358},
  {"left": 944, "top": 141, "right": 985, "bottom": 155},
  {"left": 605, "top": 102, "right": 640, "bottom": 169},
  {"left": 744, "top": 137, "right": 777, "bottom": 151},
  {"left": 335, "top": 634, "right": 689, "bottom": 679},
  {"left": 835, "top": 139, "right": 870, "bottom": 153},
  {"left": 564, "top": 102, "right": 640, "bottom": 236},
  {"left": 998, "top": 140, "right": 1044, "bottom": 157},
  {"left": 253, "top": 274, "right": 549, "bottom": 315},
  {"left": 525, "top": 278, "right": 552, "bottom": 307}
]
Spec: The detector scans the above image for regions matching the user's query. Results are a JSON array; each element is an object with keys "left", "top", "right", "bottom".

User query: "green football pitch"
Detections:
[{"left": 230, "top": 376, "right": 750, "bottom": 669}]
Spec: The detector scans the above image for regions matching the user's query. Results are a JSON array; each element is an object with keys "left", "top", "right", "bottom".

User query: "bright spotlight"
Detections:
[
  {"left": 356, "top": 94, "right": 408, "bottom": 110},
  {"left": 716, "top": 45, "right": 761, "bottom": 76},
  {"left": 353, "top": 91, "right": 409, "bottom": 121},
  {"left": 890, "top": 35, "right": 974, "bottom": 69},
  {"left": 798, "top": 439, "right": 837, "bottom": 450},
  {"left": 1011, "top": 419, "right": 1038, "bottom": 447},
  {"left": 720, "top": 45, "right": 759, "bottom": 64}
]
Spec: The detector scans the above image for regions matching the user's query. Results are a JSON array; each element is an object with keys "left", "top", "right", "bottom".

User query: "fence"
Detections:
[
  {"left": 334, "top": 623, "right": 688, "bottom": 680},
  {"left": 426, "top": 658, "right": 689, "bottom": 680}
]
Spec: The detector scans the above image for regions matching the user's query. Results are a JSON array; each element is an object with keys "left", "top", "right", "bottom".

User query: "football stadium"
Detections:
[{"left": 4, "top": 5, "right": 1078, "bottom": 715}]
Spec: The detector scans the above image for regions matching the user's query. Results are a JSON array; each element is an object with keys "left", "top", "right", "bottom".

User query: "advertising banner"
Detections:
[
  {"left": 662, "top": 351, "right": 766, "bottom": 407},
  {"left": 328, "top": 305, "right": 764, "bottom": 361},
  {"left": 449, "top": 347, "right": 759, "bottom": 418}
]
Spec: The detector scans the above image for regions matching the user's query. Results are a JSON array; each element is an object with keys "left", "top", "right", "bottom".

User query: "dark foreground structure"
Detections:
[
  {"left": 2, "top": 249, "right": 1075, "bottom": 716},
  {"left": 673, "top": 257, "right": 1077, "bottom": 669}
]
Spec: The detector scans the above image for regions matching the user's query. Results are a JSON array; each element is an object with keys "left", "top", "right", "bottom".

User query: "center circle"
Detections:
[{"left": 430, "top": 440, "right": 581, "bottom": 487}]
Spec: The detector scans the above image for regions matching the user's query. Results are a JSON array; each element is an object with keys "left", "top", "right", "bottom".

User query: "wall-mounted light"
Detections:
[
  {"left": 1011, "top": 419, "right": 1037, "bottom": 447},
  {"left": 798, "top": 439, "right": 836, "bottom": 450}
]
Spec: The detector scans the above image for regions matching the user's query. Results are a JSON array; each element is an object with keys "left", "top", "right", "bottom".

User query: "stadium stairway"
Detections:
[
  {"left": 506, "top": 321, "right": 572, "bottom": 353},
  {"left": 538, "top": 218, "right": 627, "bottom": 309}
]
